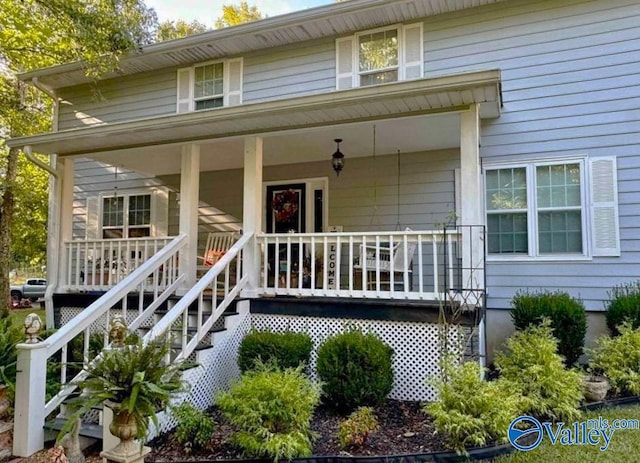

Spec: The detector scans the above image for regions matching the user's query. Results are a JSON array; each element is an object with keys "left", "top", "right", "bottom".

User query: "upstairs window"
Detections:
[
  {"left": 336, "top": 23, "right": 423, "bottom": 90},
  {"left": 177, "top": 58, "right": 243, "bottom": 113}
]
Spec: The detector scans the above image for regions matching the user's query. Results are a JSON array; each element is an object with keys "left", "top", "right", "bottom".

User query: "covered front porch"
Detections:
[{"left": 16, "top": 70, "right": 500, "bottom": 318}]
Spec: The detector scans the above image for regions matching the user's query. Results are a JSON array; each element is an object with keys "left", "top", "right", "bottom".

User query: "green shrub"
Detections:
[
  {"left": 172, "top": 402, "right": 215, "bottom": 453},
  {"left": 238, "top": 330, "right": 313, "bottom": 373},
  {"left": 0, "top": 317, "right": 22, "bottom": 387},
  {"left": 338, "top": 406, "right": 379, "bottom": 449},
  {"left": 589, "top": 322, "right": 640, "bottom": 395},
  {"left": 606, "top": 281, "right": 640, "bottom": 336},
  {"left": 217, "top": 364, "right": 320, "bottom": 461},
  {"left": 495, "top": 322, "right": 583, "bottom": 421},
  {"left": 426, "top": 357, "right": 520, "bottom": 454},
  {"left": 511, "top": 291, "right": 587, "bottom": 366},
  {"left": 316, "top": 329, "right": 394, "bottom": 411}
]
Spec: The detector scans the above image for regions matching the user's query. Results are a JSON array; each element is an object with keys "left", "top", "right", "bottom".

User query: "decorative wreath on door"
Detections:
[{"left": 272, "top": 189, "right": 299, "bottom": 222}]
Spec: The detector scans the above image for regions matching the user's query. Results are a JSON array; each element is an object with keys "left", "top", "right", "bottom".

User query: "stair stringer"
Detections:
[{"left": 148, "top": 301, "right": 252, "bottom": 440}]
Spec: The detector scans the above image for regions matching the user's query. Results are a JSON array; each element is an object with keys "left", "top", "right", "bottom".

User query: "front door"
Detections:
[{"left": 266, "top": 183, "right": 307, "bottom": 234}]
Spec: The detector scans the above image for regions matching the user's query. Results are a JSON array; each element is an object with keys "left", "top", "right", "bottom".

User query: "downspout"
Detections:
[{"left": 29, "top": 77, "right": 61, "bottom": 329}]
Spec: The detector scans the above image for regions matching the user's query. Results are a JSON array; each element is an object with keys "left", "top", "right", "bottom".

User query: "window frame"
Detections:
[
  {"left": 99, "top": 192, "right": 153, "bottom": 240},
  {"left": 355, "top": 25, "right": 401, "bottom": 87},
  {"left": 177, "top": 57, "right": 243, "bottom": 113},
  {"left": 484, "top": 157, "right": 590, "bottom": 262},
  {"left": 193, "top": 61, "right": 225, "bottom": 110}
]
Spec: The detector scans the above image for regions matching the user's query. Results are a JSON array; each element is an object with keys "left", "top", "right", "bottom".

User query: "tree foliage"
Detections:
[
  {"left": 0, "top": 0, "right": 158, "bottom": 316},
  {"left": 156, "top": 20, "right": 208, "bottom": 42},
  {"left": 214, "top": 2, "right": 263, "bottom": 29}
]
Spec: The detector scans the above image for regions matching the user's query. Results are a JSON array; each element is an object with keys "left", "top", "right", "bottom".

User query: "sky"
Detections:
[{"left": 146, "top": 0, "right": 334, "bottom": 26}]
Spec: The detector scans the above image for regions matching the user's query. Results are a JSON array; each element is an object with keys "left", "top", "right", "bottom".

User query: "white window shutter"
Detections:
[
  {"left": 152, "top": 188, "right": 169, "bottom": 237},
  {"left": 86, "top": 196, "right": 100, "bottom": 239},
  {"left": 336, "top": 36, "right": 355, "bottom": 90},
  {"left": 402, "top": 23, "right": 423, "bottom": 80},
  {"left": 589, "top": 156, "right": 620, "bottom": 257},
  {"left": 176, "top": 67, "right": 193, "bottom": 113},
  {"left": 225, "top": 58, "right": 243, "bottom": 106}
]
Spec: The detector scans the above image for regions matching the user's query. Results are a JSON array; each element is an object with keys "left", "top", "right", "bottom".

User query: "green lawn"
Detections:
[
  {"left": 7, "top": 307, "right": 46, "bottom": 331},
  {"left": 497, "top": 405, "right": 640, "bottom": 463}
]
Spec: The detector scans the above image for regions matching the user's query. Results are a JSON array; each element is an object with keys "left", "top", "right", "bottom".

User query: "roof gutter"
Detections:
[{"left": 24, "top": 77, "right": 60, "bottom": 177}]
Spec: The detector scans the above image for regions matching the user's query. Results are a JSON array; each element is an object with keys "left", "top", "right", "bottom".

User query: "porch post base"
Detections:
[{"left": 100, "top": 443, "right": 150, "bottom": 463}]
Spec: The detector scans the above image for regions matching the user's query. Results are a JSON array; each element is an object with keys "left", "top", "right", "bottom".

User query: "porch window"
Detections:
[
  {"left": 176, "top": 58, "right": 243, "bottom": 113},
  {"left": 336, "top": 23, "right": 423, "bottom": 90},
  {"left": 102, "top": 194, "right": 151, "bottom": 239},
  {"left": 485, "top": 160, "right": 588, "bottom": 257}
]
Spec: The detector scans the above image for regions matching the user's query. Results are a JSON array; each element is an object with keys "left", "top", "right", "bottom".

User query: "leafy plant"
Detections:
[
  {"left": 495, "top": 322, "right": 583, "bottom": 421},
  {"left": 172, "top": 402, "right": 215, "bottom": 453},
  {"left": 0, "top": 317, "right": 21, "bottom": 388},
  {"left": 426, "top": 357, "right": 519, "bottom": 454},
  {"left": 589, "top": 322, "right": 640, "bottom": 395},
  {"left": 217, "top": 364, "right": 320, "bottom": 461},
  {"left": 316, "top": 329, "right": 394, "bottom": 411},
  {"left": 511, "top": 291, "right": 586, "bottom": 366},
  {"left": 606, "top": 281, "right": 640, "bottom": 336},
  {"left": 59, "top": 338, "right": 192, "bottom": 442},
  {"left": 238, "top": 330, "right": 313, "bottom": 373},
  {"left": 338, "top": 406, "right": 379, "bottom": 449}
]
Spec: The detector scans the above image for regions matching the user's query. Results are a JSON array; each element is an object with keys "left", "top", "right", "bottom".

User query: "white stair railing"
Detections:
[
  {"left": 142, "top": 232, "right": 252, "bottom": 362},
  {"left": 13, "top": 234, "right": 187, "bottom": 457}
]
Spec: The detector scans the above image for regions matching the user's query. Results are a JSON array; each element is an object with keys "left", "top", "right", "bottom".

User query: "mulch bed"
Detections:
[{"left": 147, "top": 400, "right": 449, "bottom": 461}]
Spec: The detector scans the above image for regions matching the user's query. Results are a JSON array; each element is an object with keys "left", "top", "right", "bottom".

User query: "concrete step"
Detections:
[{"left": 44, "top": 418, "right": 102, "bottom": 449}]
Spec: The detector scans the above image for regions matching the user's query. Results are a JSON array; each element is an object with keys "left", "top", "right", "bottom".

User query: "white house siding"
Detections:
[
  {"left": 57, "top": 68, "right": 177, "bottom": 130},
  {"left": 417, "top": 0, "right": 640, "bottom": 311}
]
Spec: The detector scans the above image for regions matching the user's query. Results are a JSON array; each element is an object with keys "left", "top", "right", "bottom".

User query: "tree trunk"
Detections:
[{"left": 0, "top": 146, "right": 19, "bottom": 318}]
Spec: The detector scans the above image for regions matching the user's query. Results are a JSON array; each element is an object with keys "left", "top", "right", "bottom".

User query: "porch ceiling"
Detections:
[
  {"left": 20, "top": 0, "right": 507, "bottom": 89},
  {"left": 9, "top": 70, "right": 502, "bottom": 165}
]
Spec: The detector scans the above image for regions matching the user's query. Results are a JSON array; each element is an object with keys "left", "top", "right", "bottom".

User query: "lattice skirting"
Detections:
[{"left": 252, "top": 313, "right": 475, "bottom": 402}]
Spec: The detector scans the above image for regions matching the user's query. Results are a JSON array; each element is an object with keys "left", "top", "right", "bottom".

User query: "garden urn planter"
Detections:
[
  {"left": 583, "top": 375, "right": 609, "bottom": 402},
  {"left": 101, "top": 401, "right": 150, "bottom": 463}
]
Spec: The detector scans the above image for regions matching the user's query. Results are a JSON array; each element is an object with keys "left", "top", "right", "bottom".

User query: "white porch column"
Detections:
[
  {"left": 242, "top": 136, "right": 263, "bottom": 296},
  {"left": 178, "top": 144, "right": 200, "bottom": 291},
  {"left": 45, "top": 156, "right": 74, "bottom": 329},
  {"left": 459, "top": 104, "right": 484, "bottom": 295}
]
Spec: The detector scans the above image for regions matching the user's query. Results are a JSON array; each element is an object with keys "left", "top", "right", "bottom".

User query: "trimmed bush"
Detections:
[
  {"left": 338, "top": 406, "right": 379, "bottom": 449},
  {"left": 589, "top": 322, "right": 640, "bottom": 395},
  {"left": 238, "top": 330, "right": 313, "bottom": 373},
  {"left": 316, "top": 329, "right": 394, "bottom": 411},
  {"left": 495, "top": 322, "right": 583, "bottom": 421},
  {"left": 217, "top": 364, "right": 320, "bottom": 461},
  {"left": 426, "top": 358, "right": 519, "bottom": 454},
  {"left": 511, "top": 291, "right": 586, "bottom": 366},
  {"left": 172, "top": 402, "right": 215, "bottom": 453},
  {"left": 606, "top": 281, "right": 640, "bottom": 336}
]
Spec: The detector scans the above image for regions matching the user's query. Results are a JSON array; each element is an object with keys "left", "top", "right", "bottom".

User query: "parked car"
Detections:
[{"left": 10, "top": 278, "right": 47, "bottom": 302}]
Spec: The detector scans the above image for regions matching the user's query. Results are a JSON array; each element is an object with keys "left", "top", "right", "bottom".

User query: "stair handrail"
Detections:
[
  {"left": 143, "top": 232, "right": 252, "bottom": 361},
  {"left": 45, "top": 234, "right": 188, "bottom": 357},
  {"left": 39, "top": 234, "right": 187, "bottom": 419}
]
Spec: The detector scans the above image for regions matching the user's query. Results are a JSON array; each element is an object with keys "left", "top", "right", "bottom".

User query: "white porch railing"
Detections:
[
  {"left": 257, "top": 229, "right": 470, "bottom": 301},
  {"left": 12, "top": 234, "right": 187, "bottom": 457},
  {"left": 63, "top": 237, "right": 176, "bottom": 292}
]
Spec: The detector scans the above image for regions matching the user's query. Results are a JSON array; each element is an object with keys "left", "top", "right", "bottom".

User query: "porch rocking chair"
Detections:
[
  {"left": 354, "top": 229, "right": 418, "bottom": 291},
  {"left": 197, "top": 231, "right": 240, "bottom": 273}
]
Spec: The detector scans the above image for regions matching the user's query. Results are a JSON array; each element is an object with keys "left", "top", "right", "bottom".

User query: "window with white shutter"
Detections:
[
  {"left": 335, "top": 23, "right": 424, "bottom": 90},
  {"left": 176, "top": 58, "right": 243, "bottom": 113},
  {"left": 484, "top": 157, "right": 621, "bottom": 260}
]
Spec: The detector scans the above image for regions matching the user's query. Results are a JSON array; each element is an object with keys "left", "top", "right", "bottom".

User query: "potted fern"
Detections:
[{"left": 59, "top": 337, "right": 191, "bottom": 452}]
